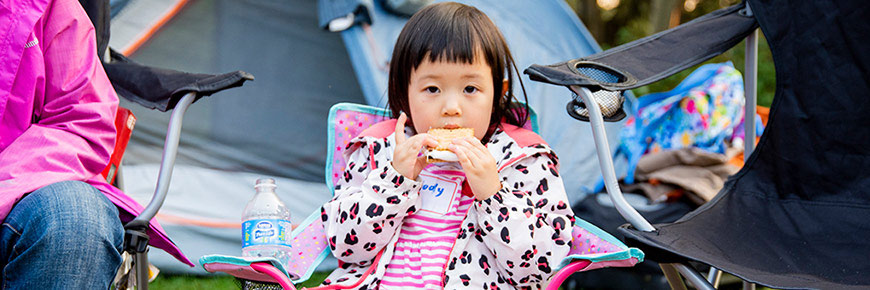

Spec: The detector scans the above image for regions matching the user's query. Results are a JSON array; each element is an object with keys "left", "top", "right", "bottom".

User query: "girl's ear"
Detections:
[{"left": 502, "top": 79, "right": 509, "bottom": 96}]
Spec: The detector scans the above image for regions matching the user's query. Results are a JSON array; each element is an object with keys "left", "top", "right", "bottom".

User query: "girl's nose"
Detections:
[{"left": 442, "top": 98, "right": 461, "bottom": 116}]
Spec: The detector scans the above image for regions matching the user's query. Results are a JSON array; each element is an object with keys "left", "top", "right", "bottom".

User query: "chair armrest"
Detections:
[
  {"left": 104, "top": 49, "right": 254, "bottom": 112},
  {"left": 525, "top": 2, "right": 757, "bottom": 92}
]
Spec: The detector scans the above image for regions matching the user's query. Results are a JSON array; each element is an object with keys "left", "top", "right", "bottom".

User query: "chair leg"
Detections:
[
  {"left": 135, "top": 249, "right": 150, "bottom": 290},
  {"left": 743, "top": 281, "right": 756, "bottom": 290},
  {"left": 674, "top": 264, "right": 716, "bottom": 290},
  {"left": 661, "top": 264, "right": 687, "bottom": 290},
  {"left": 707, "top": 267, "right": 723, "bottom": 288}
]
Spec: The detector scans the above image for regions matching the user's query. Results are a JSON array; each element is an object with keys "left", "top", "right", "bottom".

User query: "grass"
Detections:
[{"left": 148, "top": 272, "right": 330, "bottom": 290}]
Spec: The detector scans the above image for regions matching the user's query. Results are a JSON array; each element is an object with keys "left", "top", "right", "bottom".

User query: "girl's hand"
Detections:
[
  {"left": 391, "top": 113, "right": 438, "bottom": 180},
  {"left": 450, "top": 137, "right": 501, "bottom": 200}
]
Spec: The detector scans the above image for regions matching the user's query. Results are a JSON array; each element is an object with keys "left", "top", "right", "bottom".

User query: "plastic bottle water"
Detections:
[{"left": 242, "top": 178, "right": 292, "bottom": 265}]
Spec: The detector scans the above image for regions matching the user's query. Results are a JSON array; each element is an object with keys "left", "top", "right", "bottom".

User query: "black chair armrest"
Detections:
[
  {"left": 104, "top": 49, "right": 254, "bottom": 112},
  {"left": 525, "top": 1, "right": 757, "bottom": 92}
]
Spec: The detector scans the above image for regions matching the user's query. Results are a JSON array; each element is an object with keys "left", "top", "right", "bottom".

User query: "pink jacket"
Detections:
[{"left": 0, "top": 0, "right": 190, "bottom": 266}]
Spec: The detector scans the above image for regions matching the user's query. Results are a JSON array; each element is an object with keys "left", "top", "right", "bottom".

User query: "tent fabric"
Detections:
[
  {"left": 617, "top": 0, "right": 870, "bottom": 289},
  {"left": 119, "top": 0, "right": 365, "bottom": 273},
  {"left": 317, "top": 0, "right": 373, "bottom": 29},
  {"left": 123, "top": 0, "right": 367, "bottom": 182},
  {"left": 338, "top": 0, "right": 634, "bottom": 201}
]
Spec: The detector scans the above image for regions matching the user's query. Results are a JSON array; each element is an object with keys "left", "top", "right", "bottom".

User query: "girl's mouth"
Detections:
[{"left": 442, "top": 124, "right": 460, "bottom": 129}]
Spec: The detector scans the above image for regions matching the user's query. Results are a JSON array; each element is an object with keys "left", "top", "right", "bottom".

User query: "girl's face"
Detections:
[{"left": 408, "top": 57, "right": 496, "bottom": 140}]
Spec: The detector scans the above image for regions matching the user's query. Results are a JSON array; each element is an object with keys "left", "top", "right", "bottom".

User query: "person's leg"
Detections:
[{"left": 0, "top": 180, "right": 124, "bottom": 289}]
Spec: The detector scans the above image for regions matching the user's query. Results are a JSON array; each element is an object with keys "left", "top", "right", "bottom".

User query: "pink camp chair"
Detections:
[{"left": 200, "top": 103, "right": 643, "bottom": 289}]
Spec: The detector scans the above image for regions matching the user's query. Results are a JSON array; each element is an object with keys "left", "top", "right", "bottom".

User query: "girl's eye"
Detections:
[
  {"left": 464, "top": 86, "right": 478, "bottom": 94},
  {"left": 425, "top": 86, "right": 440, "bottom": 94}
]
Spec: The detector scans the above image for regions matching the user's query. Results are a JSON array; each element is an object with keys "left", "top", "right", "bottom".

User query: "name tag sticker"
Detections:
[{"left": 417, "top": 172, "right": 460, "bottom": 215}]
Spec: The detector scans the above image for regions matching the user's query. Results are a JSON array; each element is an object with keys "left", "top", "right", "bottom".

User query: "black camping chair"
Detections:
[
  {"left": 525, "top": 1, "right": 870, "bottom": 289},
  {"left": 107, "top": 52, "right": 253, "bottom": 290},
  {"left": 78, "top": 1, "right": 253, "bottom": 289}
]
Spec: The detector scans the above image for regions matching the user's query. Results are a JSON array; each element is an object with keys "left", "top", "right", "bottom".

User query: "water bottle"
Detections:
[{"left": 242, "top": 178, "right": 292, "bottom": 265}]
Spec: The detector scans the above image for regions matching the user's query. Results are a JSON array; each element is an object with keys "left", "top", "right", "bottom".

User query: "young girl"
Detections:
[{"left": 319, "top": 2, "right": 574, "bottom": 289}]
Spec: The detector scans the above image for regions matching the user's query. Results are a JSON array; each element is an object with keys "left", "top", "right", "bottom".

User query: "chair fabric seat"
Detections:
[{"left": 620, "top": 185, "right": 870, "bottom": 290}]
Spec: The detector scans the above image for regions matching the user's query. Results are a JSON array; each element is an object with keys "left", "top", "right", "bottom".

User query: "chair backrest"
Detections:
[
  {"left": 745, "top": 0, "right": 870, "bottom": 204},
  {"left": 325, "top": 103, "right": 392, "bottom": 193},
  {"left": 325, "top": 102, "right": 538, "bottom": 194}
]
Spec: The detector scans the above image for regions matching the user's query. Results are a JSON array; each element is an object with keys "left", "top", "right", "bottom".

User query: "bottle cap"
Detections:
[{"left": 255, "top": 178, "right": 277, "bottom": 190}]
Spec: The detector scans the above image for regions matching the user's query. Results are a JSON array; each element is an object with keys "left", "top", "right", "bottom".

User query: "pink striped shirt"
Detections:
[{"left": 380, "top": 181, "right": 473, "bottom": 289}]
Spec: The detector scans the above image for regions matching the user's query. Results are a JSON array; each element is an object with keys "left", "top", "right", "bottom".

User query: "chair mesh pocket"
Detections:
[
  {"left": 576, "top": 66, "right": 622, "bottom": 84},
  {"left": 571, "top": 89, "right": 625, "bottom": 118}
]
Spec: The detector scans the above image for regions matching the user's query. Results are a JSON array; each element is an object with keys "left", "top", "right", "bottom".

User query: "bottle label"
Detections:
[{"left": 242, "top": 219, "right": 292, "bottom": 248}]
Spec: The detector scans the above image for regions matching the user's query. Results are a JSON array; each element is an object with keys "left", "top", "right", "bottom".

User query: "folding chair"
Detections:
[
  {"left": 200, "top": 102, "right": 645, "bottom": 289},
  {"left": 77, "top": 1, "right": 254, "bottom": 289},
  {"left": 525, "top": 0, "right": 870, "bottom": 289},
  {"left": 106, "top": 50, "right": 253, "bottom": 290}
]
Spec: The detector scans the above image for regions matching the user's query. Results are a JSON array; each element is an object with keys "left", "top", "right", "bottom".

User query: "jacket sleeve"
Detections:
[
  {"left": 0, "top": 0, "right": 118, "bottom": 198},
  {"left": 321, "top": 137, "right": 421, "bottom": 264},
  {"left": 470, "top": 149, "right": 574, "bottom": 287}
]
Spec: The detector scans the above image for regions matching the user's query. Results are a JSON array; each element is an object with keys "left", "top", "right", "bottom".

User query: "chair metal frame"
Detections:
[{"left": 116, "top": 92, "right": 197, "bottom": 290}]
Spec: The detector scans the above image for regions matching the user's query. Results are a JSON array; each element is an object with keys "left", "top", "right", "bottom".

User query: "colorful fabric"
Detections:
[
  {"left": 381, "top": 165, "right": 471, "bottom": 289},
  {"left": 320, "top": 120, "right": 574, "bottom": 289},
  {"left": 616, "top": 62, "right": 764, "bottom": 184},
  {"left": 0, "top": 0, "right": 188, "bottom": 265}
]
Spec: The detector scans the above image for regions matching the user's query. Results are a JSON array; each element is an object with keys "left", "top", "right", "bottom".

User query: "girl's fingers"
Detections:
[
  {"left": 405, "top": 134, "right": 437, "bottom": 152},
  {"left": 395, "top": 112, "right": 407, "bottom": 145},
  {"left": 462, "top": 137, "right": 490, "bottom": 157},
  {"left": 450, "top": 142, "right": 482, "bottom": 169},
  {"left": 452, "top": 138, "right": 488, "bottom": 162},
  {"left": 419, "top": 134, "right": 439, "bottom": 148},
  {"left": 451, "top": 144, "right": 473, "bottom": 167}
]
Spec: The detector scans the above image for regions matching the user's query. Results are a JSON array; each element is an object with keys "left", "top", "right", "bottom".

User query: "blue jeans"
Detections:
[{"left": 0, "top": 181, "right": 124, "bottom": 289}]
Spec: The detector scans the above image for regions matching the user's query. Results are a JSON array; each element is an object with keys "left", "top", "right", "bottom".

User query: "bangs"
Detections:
[{"left": 404, "top": 5, "right": 500, "bottom": 70}]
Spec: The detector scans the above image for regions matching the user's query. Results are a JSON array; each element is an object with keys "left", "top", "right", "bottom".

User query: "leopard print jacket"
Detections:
[{"left": 319, "top": 120, "right": 575, "bottom": 289}]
